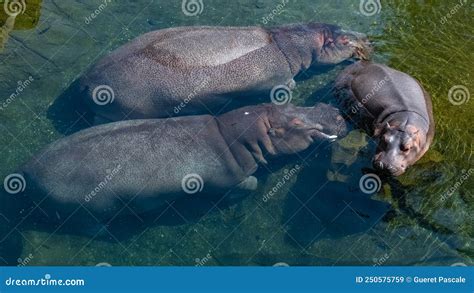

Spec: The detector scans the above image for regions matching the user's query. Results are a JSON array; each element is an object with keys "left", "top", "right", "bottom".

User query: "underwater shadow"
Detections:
[
  {"left": 282, "top": 145, "right": 392, "bottom": 249},
  {"left": 46, "top": 80, "right": 95, "bottom": 135},
  {"left": 295, "top": 60, "right": 355, "bottom": 83}
]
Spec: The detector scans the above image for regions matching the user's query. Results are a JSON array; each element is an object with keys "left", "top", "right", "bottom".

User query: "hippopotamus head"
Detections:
[
  {"left": 272, "top": 23, "right": 372, "bottom": 68},
  {"left": 217, "top": 103, "right": 348, "bottom": 170},
  {"left": 373, "top": 116, "right": 431, "bottom": 176},
  {"left": 307, "top": 23, "right": 372, "bottom": 65},
  {"left": 268, "top": 103, "right": 348, "bottom": 154}
]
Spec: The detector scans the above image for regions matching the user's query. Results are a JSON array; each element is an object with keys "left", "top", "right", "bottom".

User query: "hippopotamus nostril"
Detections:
[{"left": 374, "top": 161, "right": 384, "bottom": 170}]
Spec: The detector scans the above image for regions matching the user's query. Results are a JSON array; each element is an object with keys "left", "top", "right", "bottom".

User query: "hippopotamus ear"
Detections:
[
  {"left": 314, "top": 30, "right": 327, "bottom": 48},
  {"left": 374, "top": 122, "right": 396, "bottom": 137},
  {"left": 373, "top": 123, "right": 385, "bottom": 137}
]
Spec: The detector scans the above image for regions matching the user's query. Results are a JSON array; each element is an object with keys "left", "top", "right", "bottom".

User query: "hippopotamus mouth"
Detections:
[
  {"left": 353, "top": 41, "right": 371, "bottom": 61},
  {"left": 302, "top": 103, "right": 349, "bottom": 142},
  {"left": 338, "top": 29, "right": 372, "bottom": 61},
  {"left": 307, "top": 126, "right": 339, "bottom": 142},
  {"left": 372, "top": 127, "right": 423, "bottom": 176},
  {"left": 373, "top": 159, "right": 406, "bottom": 176},
  {"left": 266, "top": 102, "right": 348, "bottom": 155},
  {"left": 318, "top": 27, "right": 373, "bottom": 63}
]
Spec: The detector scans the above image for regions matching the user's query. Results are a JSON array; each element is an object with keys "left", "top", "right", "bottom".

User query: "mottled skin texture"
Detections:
[
  {"left": 334, "top": 61, "right": 435, "bottom": 176},
  {"left": 78, "top": 23, "right": 371, "bottom": 121},
  {"left": 18, "top": 103, "right": 347, "bottom": 228}
]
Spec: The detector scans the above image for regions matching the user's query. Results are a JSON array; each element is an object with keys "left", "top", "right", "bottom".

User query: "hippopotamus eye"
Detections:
[{"left": 322, "top": 28, "right": 334, "bottom": 44}]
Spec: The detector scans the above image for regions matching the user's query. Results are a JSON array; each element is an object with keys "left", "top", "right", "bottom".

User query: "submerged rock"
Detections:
[{"left": 327, "top": 129, "right": 369, "bottom": 183}]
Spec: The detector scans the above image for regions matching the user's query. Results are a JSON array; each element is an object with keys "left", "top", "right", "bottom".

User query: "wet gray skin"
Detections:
[
  {"left": 266, "top": 102, "right": 348, "bottom": 153},
  {"left": 15, "top": 103, "right": 346, "bottom": 231},
  {"left": 274, "top": 23, "right": 373, "bottom": 64},
  {"left": 334, "top": 61, "right": 434, "bottom": 176},
  {"left": 77, "top": 23, "right": 371, "bottom": 122},
  {"left": 373, "top": 112, "right": 433, "bottom": 176}
]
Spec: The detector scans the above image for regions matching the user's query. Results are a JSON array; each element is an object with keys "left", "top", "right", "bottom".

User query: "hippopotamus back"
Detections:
[
  {"left": 343, "top": 62, "right": 432, "bottom": 126},
  {"left": 76, "top": 24, "right": 371, "bottom": 122},
  {"left": 334, "top": 61, "right": 435, "bottom": 176},
  {"left": 21, "top": 117, "right": 245, "bottom": 220},
  {"left": 19, "top": 103, "right": 347, "bottom": 228}
]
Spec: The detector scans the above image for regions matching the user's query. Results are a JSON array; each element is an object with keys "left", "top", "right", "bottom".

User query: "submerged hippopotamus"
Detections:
[
  {"left": 16, "top": 103, "right": 347, "bottom": 230},
  {"left": 77, "top": 23, "right": 371, "bottom": 122},
  {"left": 334, "top": 61, "right": 435, "bottom": 176}
]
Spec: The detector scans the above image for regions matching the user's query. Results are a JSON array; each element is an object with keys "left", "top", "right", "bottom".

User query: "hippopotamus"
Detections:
[
  {"left": 77, "top": 23, "right": 371, "bottom": 122},
  {"left": 15, "top": 103, "right": 347, "bottom": 231},
  {"left": 333, "top": 61, "right": 435, "bottom": 176}
]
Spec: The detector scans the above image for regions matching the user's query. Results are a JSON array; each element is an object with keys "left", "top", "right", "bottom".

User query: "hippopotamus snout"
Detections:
[
  {"left": 372, "top": 128, "right": 423, "bottom": 176},
  {"left": 337, "top": 29, "right": 372, "bottom": 61},
  {"left": 373, "top": 152, "right": 407, "bottom": 177},
  {"left": 264, "top": 103, "right": 348, "bottom": 155},
  {"left": 279, "top": 102, "right": 348, "bottom": 140},
  {"left": 308, "top": 23, "right": 372, "bottom": 64},
  {"left": 305, "top": 103, "right": 349, "bottom": 140}
]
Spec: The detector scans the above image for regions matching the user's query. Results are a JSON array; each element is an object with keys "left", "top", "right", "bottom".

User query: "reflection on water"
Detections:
[{"left": 0, "top": 0, "right": 472, "bottom": 266}]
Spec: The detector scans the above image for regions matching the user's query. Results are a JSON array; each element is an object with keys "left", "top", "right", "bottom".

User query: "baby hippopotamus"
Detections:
[
  {"left": 77, "top": 23, "right": 371, "bottom": 122},
  {"left": 334, "top": 61, "right": 435, "bottom": 176},
  {"left": 16, "top": 103, "right": 347, "bottom": 229}
]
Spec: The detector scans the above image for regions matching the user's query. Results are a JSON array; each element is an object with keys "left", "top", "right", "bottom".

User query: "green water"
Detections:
[{"left": 0, "top": 0, "right": 472, "bottom": 266}]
